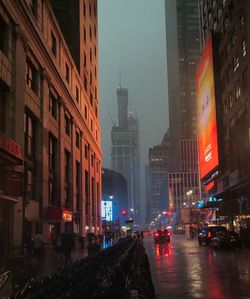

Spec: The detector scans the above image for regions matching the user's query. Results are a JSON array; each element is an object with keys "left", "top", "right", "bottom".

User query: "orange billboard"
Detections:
[{"left": 196, "top": 36, "right": 219, "bottom": 179}]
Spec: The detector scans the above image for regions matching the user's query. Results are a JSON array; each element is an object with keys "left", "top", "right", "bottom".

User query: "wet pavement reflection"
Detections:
[{"left": 144, "top": 235, "right": 250, "bottom": 299}]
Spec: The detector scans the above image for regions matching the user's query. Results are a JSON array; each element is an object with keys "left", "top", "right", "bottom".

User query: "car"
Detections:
[
  {"left": 153, "top": 228, "right": 170, "bottom": 243},
  {"left": 198, "top": 226, "right": 227, "bottom": 245},
  {"left": 211, "top": 231, "right": 242, "bottom": 250}
]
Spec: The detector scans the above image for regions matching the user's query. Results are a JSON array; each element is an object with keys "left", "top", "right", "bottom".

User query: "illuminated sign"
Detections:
[
  {"left": 62, "top": 210, "right": 73, "bottom": 222},
  {"left": 196, "top": 35, "right": 219, "bottom": 179},
  {"left": 102, "top": 200, "right": 113, "bottom": 221}
]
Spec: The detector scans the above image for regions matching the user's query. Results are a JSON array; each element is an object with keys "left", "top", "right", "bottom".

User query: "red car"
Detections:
[{"left": 153, "top": 229, "right": 170, "bottom": 243}]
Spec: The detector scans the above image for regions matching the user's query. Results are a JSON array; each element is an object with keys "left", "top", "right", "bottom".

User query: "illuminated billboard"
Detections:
[
  {"left": 196, "top": 36, "right": 219, "bottom": 179},
  {"left": 101, "top": 200, "right": 113, "bottom": 221}
]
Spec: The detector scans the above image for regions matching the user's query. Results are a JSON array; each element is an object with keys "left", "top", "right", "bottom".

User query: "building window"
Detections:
[
  {"left": 94, "top": 46, "right": 97, "bottom": 58},
  {"left": 92, "top": 177, "right": 95, "bottom": 215},
  {"left": 0, "top": 17, "right": 7, "bottom": 54},
  {"left": 85, "top": 170, "right": 89, "bottom": 214},
  {"left": 84, "top": 27, "right": 86, "bottom": 43},
  {"left": 233, "top": 56, "right": 239, "bottom": 72},
  {"left": 91, "top": 154, "right": 94, "bottom": 166},
  {"left": 84, "top": 52, "right": 87, "bottom": 67},
  {"left": 90, "top": 71, "right": 92, "bottom": 85},
  {"left": 26, "top": 59, "right": 38, "bottom": 94},
  {"left": 90, "top": 92, "right": 93, "bottom": 106},
  {"left": 89, "top": 25, "right": 92, "bottom": 40},
  {"left": 240, "top": 15, "right": 244, "bottom": 27},
  {"left": 76, "top": 86, "right": 80, "bottom": 103},
  {"left": 91, "top": 119, "right": 93, "bottom": 131},
  {"left": 51, "top": 31, "right": 57, "bottom": 57},
  {"left": 65, "top": 114, "right": 71, "bottom": 136},
  {"left": 49, "top": 93, "right": 58, "bottom": 120},
  {"left": 95, "top": 87, "right": 97, "bottom": 99},
  {"left": 65, "top": 63, "right": 70, "bottom": 83},
  {"left": 94, "top": 25, "right": 96, "bottom": 38},
  {"left": 24, "top": 111, "right": 35, "bottom": 158},
  {"left": 84, "top": 105, "right": 88, "bottom": 120},
  {"left": 83, "top": 2, "right": 86, "bottom": 17},
  {"left": 26, "top": 169, "right": 34, "bottom": 199},
  {"left": 229, "top": 94, "right": 233, "bottom": 108},
  {"left": 95, "top": 66, "right": 97, "bottom": 79},
  {"left": 49, "top": 134, "right": 57, "bottom": 172},
  {"left": 65, "top": 150, "right": 71, "bottom": 207},
  {"left": 90, "top": 48, "right": 92, "bottom": 63},
  {"left": 242, "top": 68, "right": 248, "bottom": 90},
  {"left": 89, "top": 3, "right": 92, "bottom": 16},
  {"left": 95, "top": 106, "right": 98, "bottom": 118},
  {"left": 76, "top": 130, "right": 80, "bottom": 149},
  {"left": 234, "top": 83, "right": 241, "bottom": 100},
  {"left": 85, "top": 144, "right": 88, "bottom": 159},
  {"left": 94, "top": 3, "right": 97, "bottom": 16},
  {"left": 76, "top": 161, "right": 81, "bottom": 209},
  {"left": 242, "top": 40, "right": 247, "bottom": 57},
  {"left": 30, "top": 0, "right": 37, "bottom": 18},
  {"left": 231, "top": 25, "right": 237, "bottom": 45},
  {"left": 84, "top": 74, "right": 87, "bottom": 92}
]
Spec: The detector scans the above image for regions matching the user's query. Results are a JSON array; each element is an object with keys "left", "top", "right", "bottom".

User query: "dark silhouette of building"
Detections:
[
  {"left": 111, "top": 85, "right": 140, "bottom": 223},
  {"left": 102, "top": 168, "right": 128, "bottom": 226},
  {"left": 165, "top": 0, "right": 200, "bottom": 172}
]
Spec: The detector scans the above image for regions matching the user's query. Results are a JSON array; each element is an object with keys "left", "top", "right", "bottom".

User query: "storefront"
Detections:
[{"left": 0, "top": 132, "right": 23, "bottom": 260}]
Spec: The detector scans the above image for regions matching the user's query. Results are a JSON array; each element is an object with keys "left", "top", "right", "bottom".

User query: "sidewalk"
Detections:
[{"left": 38, "top": 240, "right": 88, "bottom": 276}]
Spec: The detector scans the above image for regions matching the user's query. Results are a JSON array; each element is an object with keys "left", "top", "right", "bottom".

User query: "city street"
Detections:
[{"left": 144, "top": 235, "right": 250, "bottom": 299}]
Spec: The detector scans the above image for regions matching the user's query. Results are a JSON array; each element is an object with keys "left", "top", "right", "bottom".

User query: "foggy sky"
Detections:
[{"left": 98, "top": 0, "right": 169, "bottom": 172}]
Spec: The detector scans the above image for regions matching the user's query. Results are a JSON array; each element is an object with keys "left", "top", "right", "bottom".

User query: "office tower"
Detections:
[
  {"left": 111, "top": 86, "right": 140, "bottom": 222},
  {"left": 148, "top": 132, "right": 169, "bottom": 220},
  {"left": 198, "top": 0, "right": 250, "bottom": 227},
  {"left": 165, "top": 0, "right": 200, "bottom": 171},
  {"left": 0, "top": 0, "right": 101, "bottom": 259}
]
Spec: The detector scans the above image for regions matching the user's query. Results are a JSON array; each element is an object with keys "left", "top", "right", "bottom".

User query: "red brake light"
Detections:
[
  {"left": 167, "top": 232, "right": 170, "bottom": 236},
  {"left": 208, "top": 232, "right": 211, "bottom": 238},
  {"left": 155, "top": 233, "right": 159, "bottom": 236}
]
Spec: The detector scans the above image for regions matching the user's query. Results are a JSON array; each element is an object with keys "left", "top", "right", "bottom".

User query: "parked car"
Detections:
[
  {"left": 153, "top": 229, "right": 170, "bottom": 243},
  {"left": 211, "top": 231, "right": 242, "bottom": 250},
  {"left": 198, "top": 226, "right": 227, "bottom": 245}
]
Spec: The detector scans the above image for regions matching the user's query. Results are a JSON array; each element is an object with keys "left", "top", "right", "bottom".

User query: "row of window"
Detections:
[
  {"left": 223, "top": 68, "right": 248, "bottom": 114},
  {"left": 83, "top": 1, "right": 97, "bottom": 18}
]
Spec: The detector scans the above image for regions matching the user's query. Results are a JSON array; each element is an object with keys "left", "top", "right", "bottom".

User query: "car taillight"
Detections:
[
  {"left": 208, "top": 232, "right": 211, "bottom": 238},
  {"left": 155, "top": 233, "right": 159, "bottom": 237},
  {"left": 167, "top": 232, "right": 170, "bottom": 236}
]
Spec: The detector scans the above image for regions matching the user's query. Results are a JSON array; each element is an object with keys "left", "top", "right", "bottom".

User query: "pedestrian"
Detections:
[
  {"left": 33, "top": 231, "right": 45, "bottom": 261},
  {"left": 61, "top": 228, "right": 75, "bottom": 264},
  {"left": 55, "top": 234, "right": 63, "bottom": 259},
  {"left": 87, "top": 238, "right": 101, "bottom": 256}
]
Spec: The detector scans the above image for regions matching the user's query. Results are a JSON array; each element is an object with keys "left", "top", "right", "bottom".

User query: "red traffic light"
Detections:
[{"left": 122, "top": 209, "right": 127, "bottom": 216}]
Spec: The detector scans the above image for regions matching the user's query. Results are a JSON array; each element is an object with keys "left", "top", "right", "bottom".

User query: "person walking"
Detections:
[
  {"left": 33, "top": 231, "right": 44, "bottom": 261},
  {"left": 61, "top": 228, "right": 75, "bottom": 264}
]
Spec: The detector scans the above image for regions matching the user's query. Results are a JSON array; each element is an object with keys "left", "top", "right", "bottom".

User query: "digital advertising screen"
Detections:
[
  {"left": 196, "top": 35, "right": 219, "bottom": 179},
  {"left": 101, "top": 200, "right": 113, "bottom": 221}
]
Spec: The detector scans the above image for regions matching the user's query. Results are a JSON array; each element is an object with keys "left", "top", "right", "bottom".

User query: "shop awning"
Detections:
[{"left": 0, "top": 133, "right": 23, "bottom": 165}]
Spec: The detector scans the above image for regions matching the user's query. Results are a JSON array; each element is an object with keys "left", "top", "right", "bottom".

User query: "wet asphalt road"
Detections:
[{"left": 144, "top": 235, "right": 250, "bottom": 299}]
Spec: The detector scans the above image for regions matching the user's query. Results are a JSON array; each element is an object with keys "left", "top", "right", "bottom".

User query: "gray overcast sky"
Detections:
[{"left": 98, "top": 0, "right": 169, "bottom": 170}]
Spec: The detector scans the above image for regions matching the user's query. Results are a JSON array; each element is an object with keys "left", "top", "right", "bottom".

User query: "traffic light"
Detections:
[{"left": 121, "top": 209, "right": 127, "bottom": 216}]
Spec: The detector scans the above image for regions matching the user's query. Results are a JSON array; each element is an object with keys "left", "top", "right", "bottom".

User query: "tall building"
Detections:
[
  {"left": 148, "top": 132, "right": 169, "bottom": 220},
  {"left": 111, "top": 86, "right": 140, "bottom": 222},
  {"left": 165, "top": 0, "right": 200, "bottom": 171},
  {"left": 198, "top": 0, "right": 250, "bottom": 228},
  {"left": 0, "top": 0, "right": 101, "bottom": 260}
]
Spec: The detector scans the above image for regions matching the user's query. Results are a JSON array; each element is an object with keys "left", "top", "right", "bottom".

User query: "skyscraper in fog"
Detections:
[
  {"left": 111, "top": 86, "right": 140, "bottom": 222},
  {"left": 165, "top": 0, "right": 200, "bottom": 171}
]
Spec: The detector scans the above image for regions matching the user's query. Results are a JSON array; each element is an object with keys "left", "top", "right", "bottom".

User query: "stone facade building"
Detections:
[{"left": 0, "top": 0, "right": 101, "bottom": 259}]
